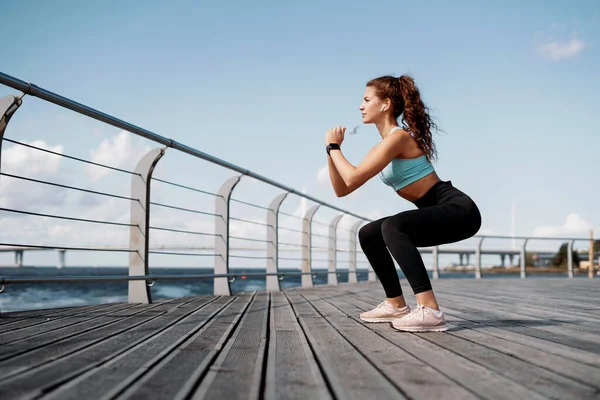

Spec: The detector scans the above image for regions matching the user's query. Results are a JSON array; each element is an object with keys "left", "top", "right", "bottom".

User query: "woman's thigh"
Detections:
[{"left": 382, "top": 198, "right": 481, "bottom": 248}]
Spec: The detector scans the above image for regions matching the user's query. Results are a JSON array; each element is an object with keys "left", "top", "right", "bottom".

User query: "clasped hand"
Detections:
[{"left": 325, "top": 126, "right": 345, "bottom": 147}]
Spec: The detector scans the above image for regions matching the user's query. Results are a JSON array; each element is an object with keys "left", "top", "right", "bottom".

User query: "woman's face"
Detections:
[{"left": 359, "top": 86, "right": 386, "bottom": 124}]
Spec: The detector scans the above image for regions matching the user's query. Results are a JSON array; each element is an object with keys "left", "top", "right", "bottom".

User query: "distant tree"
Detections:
[
  {"left": 525, "top": 252, "right": 536, "bottom": 267},
  {"left": 552, "top": 242, "right": 580, "bottom": 268},
  {"left": 594, "top": 240, "right": 600, "bottom": 253}
]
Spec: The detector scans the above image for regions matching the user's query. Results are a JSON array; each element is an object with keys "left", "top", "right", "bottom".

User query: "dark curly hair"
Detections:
[{"left": 366, "top": 74, "right": 439, "bottom": 162}]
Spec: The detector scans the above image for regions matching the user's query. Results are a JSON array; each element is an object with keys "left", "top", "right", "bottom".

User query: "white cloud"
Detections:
[
  {"left": 1, "top": 140, "right": 62, "bottom": 177},
  {"left": 87, "top": 131, "right": 152, "bottom": 181},
  {"left": 0, "top": 136, "right": 149, "bottom": 248},
  {"left": 0, "top": 133, "right": 369, "bottom": 267},
  {"left": 533, "top": 213, "right": 591, "bottom": 237},
  {"left": 0, "top": 140, "right": 67, "bottom": 209},
  {"left": 316, "top": 164, "right": 328, "bottom": 185},
  {"left": 537, "top": 38, "right": 585, "bottom": 61}
]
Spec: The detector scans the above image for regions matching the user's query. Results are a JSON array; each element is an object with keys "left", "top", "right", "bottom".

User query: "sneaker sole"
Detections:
[
  {"left": 360, "top": 317, "right": 399, "bottom": 323},
  {"left": 388, "top": 321, "right": 448, "bottom": 332}
]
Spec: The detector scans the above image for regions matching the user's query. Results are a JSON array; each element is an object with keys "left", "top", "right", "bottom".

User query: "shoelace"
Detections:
[{"left": 406, "top": 304, "right": 428, "bottom": 321}]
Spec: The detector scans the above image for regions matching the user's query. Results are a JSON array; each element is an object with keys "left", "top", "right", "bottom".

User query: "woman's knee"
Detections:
[
  {"left": 358, "top": 219, "right": 384, "bottom": 246},
  {"left": 380, "top": 214, "right": 408, "bottom": 241}
]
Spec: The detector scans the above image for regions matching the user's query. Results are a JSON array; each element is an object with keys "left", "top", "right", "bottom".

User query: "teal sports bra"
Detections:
[{"left": 378, "top": 126, "right": 435, "bottom": 191}]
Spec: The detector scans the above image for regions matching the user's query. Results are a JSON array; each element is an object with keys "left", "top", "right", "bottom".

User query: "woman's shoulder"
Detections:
[
  {"left": 385, "top": 127, "right": 412, "bottom": 142},
  {"left": 381, "top": 128, "right": 412, "bottom": 152}
]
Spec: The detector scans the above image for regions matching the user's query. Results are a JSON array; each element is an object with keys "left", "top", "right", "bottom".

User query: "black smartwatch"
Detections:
[{"left": 326, "top": 143, "right": 340, "bottom": 155}]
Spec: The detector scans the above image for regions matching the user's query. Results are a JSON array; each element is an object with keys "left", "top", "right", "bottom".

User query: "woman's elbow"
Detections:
[
  {"left": 346, "top": 174, "right": 364, "bottom": 189},
  {"left": 334, "top": 187, "right": 349, "bottom": 197},
  {"left": 335, "top": 183, "right": 360, "bottom": 197}
]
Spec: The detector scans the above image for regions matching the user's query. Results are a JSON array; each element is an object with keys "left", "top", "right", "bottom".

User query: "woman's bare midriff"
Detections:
[
  {"left": 395, "top": 171, "right": 441, "bottom": 202},
  {"left": 391, "top": 131, "right": 441, "bottom": 202}
]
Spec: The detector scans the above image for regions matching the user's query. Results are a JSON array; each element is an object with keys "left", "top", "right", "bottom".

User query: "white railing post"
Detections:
[
  {"left": 0, "top": 94, "right": 24, "bottom": 172},
  {"left": 475, "top": 237, "right": 484, "bottom": 279},
  {"left": 567, "top": 240, "right": 575, "bottom": 278},
  {"left": 432, "top": 246, "right": 439, "bottom": 279},
  {"left": 328, "top": 213, "right": 345, "bottom": 286},
  {"left": 129, "top": 147, "right": 166, "bottom": 304},
  {"left": 520, "top": 239, "right": 528, "bottom": 279},
  {"left": 301, "top": 205, "right": 320, "bottom": 288},
  {"left": 57, "top": 250, "right": 66, "bottom": 269},
  {"left": 15, "top": 250, "right": 23, "bottom": 268},
  {"left": 589, "top": 230, "right": 595, "bottom": 279},
  {"left": 348, "top": 220, "right": 363, "bottom": 283},
  {"left": 368, "top": 268, "right": 376, "bottom": 281},
  {"left": 266, "top": 192, "right": 288, "bottom": 292},
  {"left": 214, "top": 175, "right": 243, "bottom": 296}
]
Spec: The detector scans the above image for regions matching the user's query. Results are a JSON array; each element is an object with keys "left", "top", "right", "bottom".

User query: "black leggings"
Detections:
[{"left": 358, "top": 180, "right": 481, "bottom": 297}]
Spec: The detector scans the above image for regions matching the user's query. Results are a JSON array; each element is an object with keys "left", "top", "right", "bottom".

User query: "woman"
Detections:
[{"left": 325, "top": 75, "right": 481, "bottom": 332}]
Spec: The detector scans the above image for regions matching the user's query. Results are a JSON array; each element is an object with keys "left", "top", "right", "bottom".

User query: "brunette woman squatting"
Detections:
[{"left": 325, "top": 75, "right": 481, "bottom": 332}]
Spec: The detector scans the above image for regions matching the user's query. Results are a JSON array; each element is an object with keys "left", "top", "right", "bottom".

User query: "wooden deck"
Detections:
[{"left": 0, "top": 278, "right": 599, "bottom": 400}]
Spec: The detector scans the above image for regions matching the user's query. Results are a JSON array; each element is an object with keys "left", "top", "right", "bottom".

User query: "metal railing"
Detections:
[
  {"left": 0, "top": 71, "right": 597, "bottom": 311},
  {"left": 0, "top": 71, "right": 376, "bottom": 307}
]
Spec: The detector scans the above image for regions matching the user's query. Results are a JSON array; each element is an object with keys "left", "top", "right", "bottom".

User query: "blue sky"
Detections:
[{"left": 0, "top": 0, "right": 599, "bottom": 267}]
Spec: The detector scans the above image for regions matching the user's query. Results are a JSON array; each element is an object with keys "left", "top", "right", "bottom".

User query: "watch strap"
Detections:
[{"left": 326, "top": 143, "right": 340, "bottom": 155}]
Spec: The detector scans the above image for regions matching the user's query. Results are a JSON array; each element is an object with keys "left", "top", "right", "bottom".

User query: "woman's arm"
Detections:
[
  {"left": 327, "top": 154, "right": 354, "bottom": 197},
  {"left": 329, "top": 133, "right": 405, "bottom": 197}
]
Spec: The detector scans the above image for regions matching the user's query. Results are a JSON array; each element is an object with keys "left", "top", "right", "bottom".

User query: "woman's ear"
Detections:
[{"left": 380, "top": 99, "right": 391, "bottom": 112}]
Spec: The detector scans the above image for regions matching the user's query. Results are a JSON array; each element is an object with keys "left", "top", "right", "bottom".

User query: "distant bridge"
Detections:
[{"left": 0, "top": 244, "right": 558, "bottom": 269}]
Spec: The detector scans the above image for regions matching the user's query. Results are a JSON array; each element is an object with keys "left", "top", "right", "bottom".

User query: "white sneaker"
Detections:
[
  {"left": 360, "top": 300, "right": 410, "bottom": 323},
  {"left": 390, "top": 304, "right": 448, "bottom": 332}
]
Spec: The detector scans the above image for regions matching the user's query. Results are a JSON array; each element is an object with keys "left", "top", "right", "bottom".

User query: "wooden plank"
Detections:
[
  {"left": 189, "top": 292, "right": 270, "bottom": 400},
  {"left": 349, "top": 283, "right": 600, "bottom": 399},
  {"left": 342, "top": 287, "right": 549, "bottom": 400},
  {"left": 355, "top": 280, "right": 600, "bottom": 342},
  {"left": 0, "top": 299, "right": 182, "bottom": 379},
  {"left": 40, "top": 296, "right": 235, "bottom": 400},
  {"left": 282, "top": 289, "right": 407, "bottom": 400},
  {"left": 450, "top": 293, "right": 600, "bottom": 325},
  {"left": 0, "top": 278, "right": 596, "bottom": 400},
  {"left": 263, "top": 291, "right": 331, "bottom": 400},
  {"left": 441, "top": 291, "right": 600, "bottom": 332},
  {"left": 0, "top": 302, "right": 136, "bottom": 346},
  {"left": 0, "top": 302, "right": 118, "bottom": 321},
  {"left": 446, "top": 284, "right": 600, "bottom": 313},
  {"left": 354, "top": 283, "right": 600, "bottom": 358},
  {"left": 354, "top": 280, "right": 598, "bottom": 366},
  {"left": 0, "top": 297, "right": 208, "bottom": 398},
  {"left": 442, "top": 306, "right": 600, "bottom": 368},
  {"left": 442, "top": 313, "right": 600, "bottom": 389},
  {"left": 412, "top": 325, "right": 599, "bottom": 399},
  {"left": 437, "top": 284, "right": 600, "bottom": 325},
  {"left": 114, "top": 292, "right": 255, "bottom": 400},
  {"left": 0, "top": 296, "right": 215, "bottom": 399},
  {"left": 435, "top": 292, "right": 600, "bottom": 353},
  {"left": 0, "top": 300, "right": 181, "bottom": 363},
  {"left": 0, "top": 303, "right": 120, "bottom": 332},
  {"left": 299, "top": 287, "right": 479, "bottom": 400}
]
